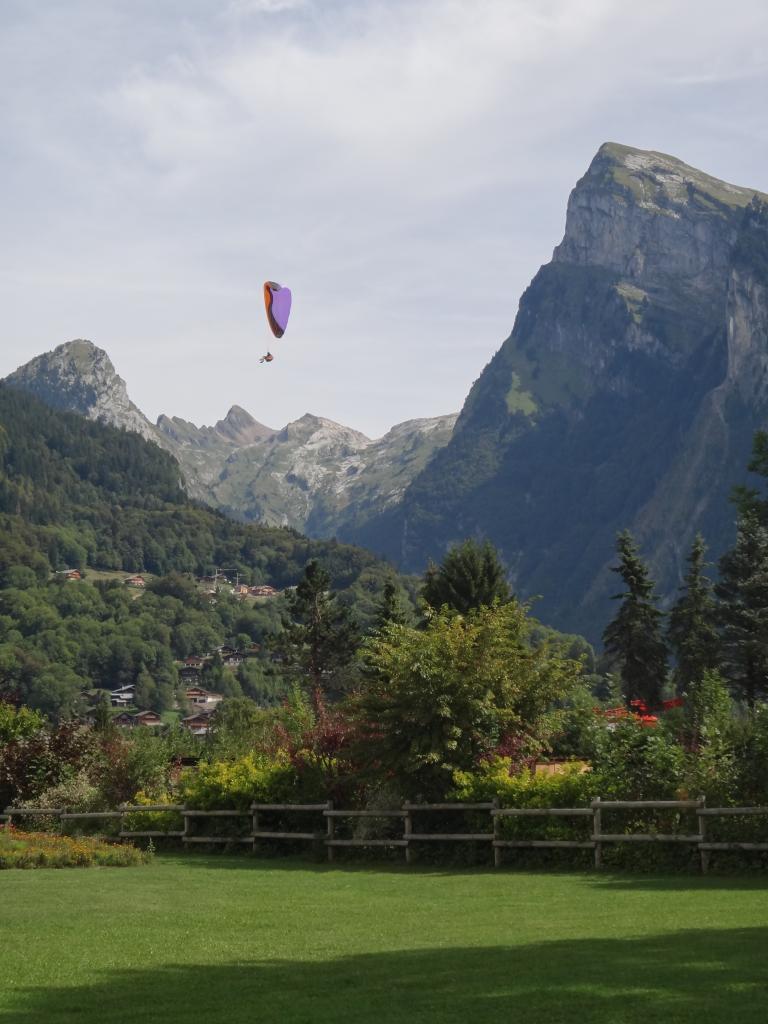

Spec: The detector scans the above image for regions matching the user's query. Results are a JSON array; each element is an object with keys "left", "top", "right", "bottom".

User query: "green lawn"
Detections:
[{"left": 2, "top": 855, "right": 768, "bottom": 1023}]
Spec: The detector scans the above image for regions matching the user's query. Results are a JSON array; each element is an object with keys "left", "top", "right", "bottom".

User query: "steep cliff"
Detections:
[{"left": 348, "top": 144, "right": 768, "bottom": 639}]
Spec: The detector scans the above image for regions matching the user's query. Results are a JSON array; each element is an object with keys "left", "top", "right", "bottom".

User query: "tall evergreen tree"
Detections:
[
  {"left": 279, "top": 560, "right": 359, "bottom": 699},
  {"left": 668, "top": 534, "right": 720, "bottom": 694},
  {"left": 602, "top": 530, "right": 667, "bottom": 707},
  {"left": 422, "top": 539, "right": 511, "bottom": 615},
  {"left": 716, "top": 513, "right": 768, "bottom": 708},
  {"left": 373, "top": 579, "right": 408, "bottom": 631}
]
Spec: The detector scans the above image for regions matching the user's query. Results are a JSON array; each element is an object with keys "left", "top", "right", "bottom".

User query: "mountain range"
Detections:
[
  {"left": 7, "top": 142, "right": 768, "bottom": 641},
  {"left": 5, "top": 339, "right": 457, "bottom": 539}
]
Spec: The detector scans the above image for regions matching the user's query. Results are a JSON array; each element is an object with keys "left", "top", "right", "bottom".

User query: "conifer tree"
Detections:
[
  {"left": 279, "top": 560, "right": 359, "bottom": 700},
  {"left": 422, "top": 539, "right": 511, "bottom": 614},
  {"left": 602, "top": 530, "right": 667, "bottom": 707},
  {"left": 668, "top": 534, "right": 720, "bottom": 694},
  {"left": 716, "top": 513, "right": 768, "bottom": 708},
  {"left": 373, "top": 579, "right": 408, "bottom": 631}
]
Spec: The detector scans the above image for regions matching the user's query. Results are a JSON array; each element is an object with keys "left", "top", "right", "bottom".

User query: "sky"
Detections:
[{"left": 2, "top": 1, "right": 768, "bottom": 438}]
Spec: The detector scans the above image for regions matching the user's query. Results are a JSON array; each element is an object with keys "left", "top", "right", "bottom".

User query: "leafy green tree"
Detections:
[
  {"left": 279, "top": 560, "right": 359, "bottom": 700},
  {"left": 668, "top": 534, "right": 720, "bottom": 694},
  {"left": 207, "top": 697, "right": 271, "bottom": 758},
  {"left": 422, "top": 539, "right": 511, "bottom": 614},
  {"left": 0, "top": 701, "right": 45, "bottom": 743},
  {"left": 716, "top": 513, "right": 768, "bottom": 707},
  {"left": 354, "top": 601, "right": 583, "bottom": 797},
  {"left": 682, "top": 669, "right": 733, "bottom": 752},
  {"left": 602, "top": 531, "right": 667, "bottom": 707}
]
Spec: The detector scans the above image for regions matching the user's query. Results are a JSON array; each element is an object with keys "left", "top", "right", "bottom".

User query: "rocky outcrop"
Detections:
[
  {"left": 4, "top": 340, "right": 157, "bottom": 443},
  {"left": 348, "top": 143, "right": 768, "bottom": 640},
  {"left": 208, "top": 412, "right": 457, "bottom": 532}
]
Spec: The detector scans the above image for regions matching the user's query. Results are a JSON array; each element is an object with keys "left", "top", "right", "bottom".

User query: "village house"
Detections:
[
  {"left": 114, "top": 710, "right": 162, "bottom": 728},
  {"left": 124, "top": 575, "right": 146, "bottom": 588},
  {"left": 181, "top": 709, "right": 216, "bottom": 736},
  {"left": 184, "top": 686, "right": 224, "bottom": 708},
  {"left": 55, "top": 568, "right": 83, "bottom": 581},
  {"left": 109, "top": 684, "right": 135, "bottom": 707},
  {"left": 250, "top": 585, "right": 279, "bottom": 598}
]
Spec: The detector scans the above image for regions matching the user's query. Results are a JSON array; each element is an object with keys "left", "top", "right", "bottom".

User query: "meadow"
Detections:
[{"left": 2, "top": 855, "right": 768, "bottom": 1023}]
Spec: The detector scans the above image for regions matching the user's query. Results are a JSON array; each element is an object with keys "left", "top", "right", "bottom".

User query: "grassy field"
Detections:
[{"left": 2, "top": 855, "right": 768, "bottom": 1023}]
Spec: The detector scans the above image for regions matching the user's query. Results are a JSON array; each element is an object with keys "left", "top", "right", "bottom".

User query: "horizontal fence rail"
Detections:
[{"left": 3, "top": 797, "right": 768, "bottom": 872}]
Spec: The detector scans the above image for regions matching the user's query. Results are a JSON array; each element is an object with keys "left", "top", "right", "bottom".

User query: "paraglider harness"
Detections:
[{"left": 260, "top": 352, "right": 274, "bottom": 364}]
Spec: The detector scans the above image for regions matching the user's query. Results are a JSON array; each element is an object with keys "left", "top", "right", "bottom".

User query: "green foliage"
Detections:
[
  {"left": 422, "top": 539, "right": 512, "bottom": 615},
  {"left": 354, "top": 602, "right": 583, "bottom": 797},
  {"left": 278, "top": 560, "right": 360, "bottom": 696},
  {"left": 0, "top": 387, "right": 416, "bottom": 716},
  {"left": 603, "top": 530, "right": 667, "bottom": 706},
  {"left": 668, "top": 534, "right": 720, "bottom": 694},
  {"left": 0, "top": 701, "right": 45, "bottom": 743},
  {"left": 716, "top": 513, "right": 768, "bottom": 707},
  {"left": 451, "top": 759, "right": 597, "bottom": 807},
  {"left": 372, "top": 578, "right": 410, "bottom": 630},
  {"left": 179, "top": 753, "right": 316, "bottom": 809}
]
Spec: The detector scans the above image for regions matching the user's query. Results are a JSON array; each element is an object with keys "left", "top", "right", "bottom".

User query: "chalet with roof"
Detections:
[
  {"left": 56, "top": 568, "right": 83, "bottom": 581},
  {"left": 109, "top": 684, "right": 135, "bottom": 707},
  {"left": 185, "top": 686, "right": 224, "bottom": 708},
  {"left": 114, "top": 710, "right": 162, "bottom": 728},
  {"left": 124, "top": 575, "right": 146, "bottom": 588},
  {"left": 181, "top": 708, "right": 216, "bottom": 736},
  {"left": 250, "top": 585, "right": 279, "bottom": 598}
]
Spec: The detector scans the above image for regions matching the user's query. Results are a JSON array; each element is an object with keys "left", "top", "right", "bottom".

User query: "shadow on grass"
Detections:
[
  {"left": 10, "top": 928, "right": 768, "bottom": 1024},
  {"left": 160, "top": 850, "right": 768, "bottom": 891}
]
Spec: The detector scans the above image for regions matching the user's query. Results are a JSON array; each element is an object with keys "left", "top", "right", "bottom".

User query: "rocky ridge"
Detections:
[{"left": 4, "top": 340, "right": 457, "bottom": 535}]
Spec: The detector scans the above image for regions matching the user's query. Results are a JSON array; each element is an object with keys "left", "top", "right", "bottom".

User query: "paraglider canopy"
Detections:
[{"left": 263, "top": 281, "right": 292, "bottom": 339}]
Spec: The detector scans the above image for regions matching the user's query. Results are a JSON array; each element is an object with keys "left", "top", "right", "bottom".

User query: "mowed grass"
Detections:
[{"left": 2, "top": 855, "right": 768, "bottom": 1023}]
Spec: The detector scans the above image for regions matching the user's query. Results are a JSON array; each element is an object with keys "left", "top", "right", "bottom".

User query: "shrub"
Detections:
[{"left": 179, "top": 753, "right": 312, "bottom": 810}]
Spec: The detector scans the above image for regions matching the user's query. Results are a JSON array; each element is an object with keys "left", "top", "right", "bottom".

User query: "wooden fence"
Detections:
[{"left": 3, "top": 797, "right": 768, "bottom": 873}]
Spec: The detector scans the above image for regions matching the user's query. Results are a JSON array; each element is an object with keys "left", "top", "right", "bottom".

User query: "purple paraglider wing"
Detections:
[{"left": 263, "top": 281, "right": 292, "bottom": 339}]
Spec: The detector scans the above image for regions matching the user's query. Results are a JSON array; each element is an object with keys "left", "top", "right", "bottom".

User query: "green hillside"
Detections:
[{"left": 0, "top": 385, "right": 413, "bottom": 717}]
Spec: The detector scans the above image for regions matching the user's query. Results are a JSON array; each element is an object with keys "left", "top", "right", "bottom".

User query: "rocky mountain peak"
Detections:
[
  {"left": 4, "top": 339, "right": 156, "bottom": 442},
  {"left": 553, "top": 143, "right": 768, "bottom": 314},
  {"left": 215, "top": 406, "right": 275, "bottom": 446}
]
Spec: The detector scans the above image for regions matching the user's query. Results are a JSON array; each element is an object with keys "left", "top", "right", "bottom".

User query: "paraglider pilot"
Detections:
[{"left": 260, "top": 352, "right": 274, "bottom": 364}]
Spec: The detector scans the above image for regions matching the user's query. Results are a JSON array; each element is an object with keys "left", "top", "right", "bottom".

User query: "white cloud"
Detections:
[{"left": 2, "top": 0, "right": 768, "bottom": 435}]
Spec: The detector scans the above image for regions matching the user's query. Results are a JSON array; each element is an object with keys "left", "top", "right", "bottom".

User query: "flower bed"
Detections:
[{"left": 0, "top": 827, "right": 150, "bottom": 869}]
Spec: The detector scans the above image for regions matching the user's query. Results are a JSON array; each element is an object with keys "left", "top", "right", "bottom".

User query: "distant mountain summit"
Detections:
[
  {"left": 5, "top": 341, "right": 457, "bottom": 534},
  {"left": 347, "top": 143, "right": 768, "bottom": 638},
  {"left": 5, "top": 340, "right": 157, "bottom": 442}
]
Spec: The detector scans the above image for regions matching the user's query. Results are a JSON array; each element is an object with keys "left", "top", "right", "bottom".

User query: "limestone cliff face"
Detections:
[
  {"left": 209, "top": 412, "right": 457, "bottom": 532},
  {"left": 4, "top": 340, "right": 158, "bottom": 443},
  {"left": 348, "top": 144, "right": 768, "bottom": 640}
]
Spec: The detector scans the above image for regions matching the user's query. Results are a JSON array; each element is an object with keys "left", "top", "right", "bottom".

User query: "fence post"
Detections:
[
  {"left": 182, "top": 804, "right": 192, "bottom": 846},
  {"left": 492, "top": 798, "right": 501, "bottom": 868},
  {"left": 404, "top": 803, "right": 413, "bottom": 865},
  {"left": 592, "top": 797, "right": 602, "bottom": 869},
  {"left": 326, "top": 800, "right": 335, "bottom": 862},
  {"left": 698, "top": 795, "right": 709, "bottom": 875}
]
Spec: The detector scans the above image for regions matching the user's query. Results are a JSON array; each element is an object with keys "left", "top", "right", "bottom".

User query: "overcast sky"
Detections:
[{"left": 2, "top": 1, "right": 768, "bottom": 437}]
